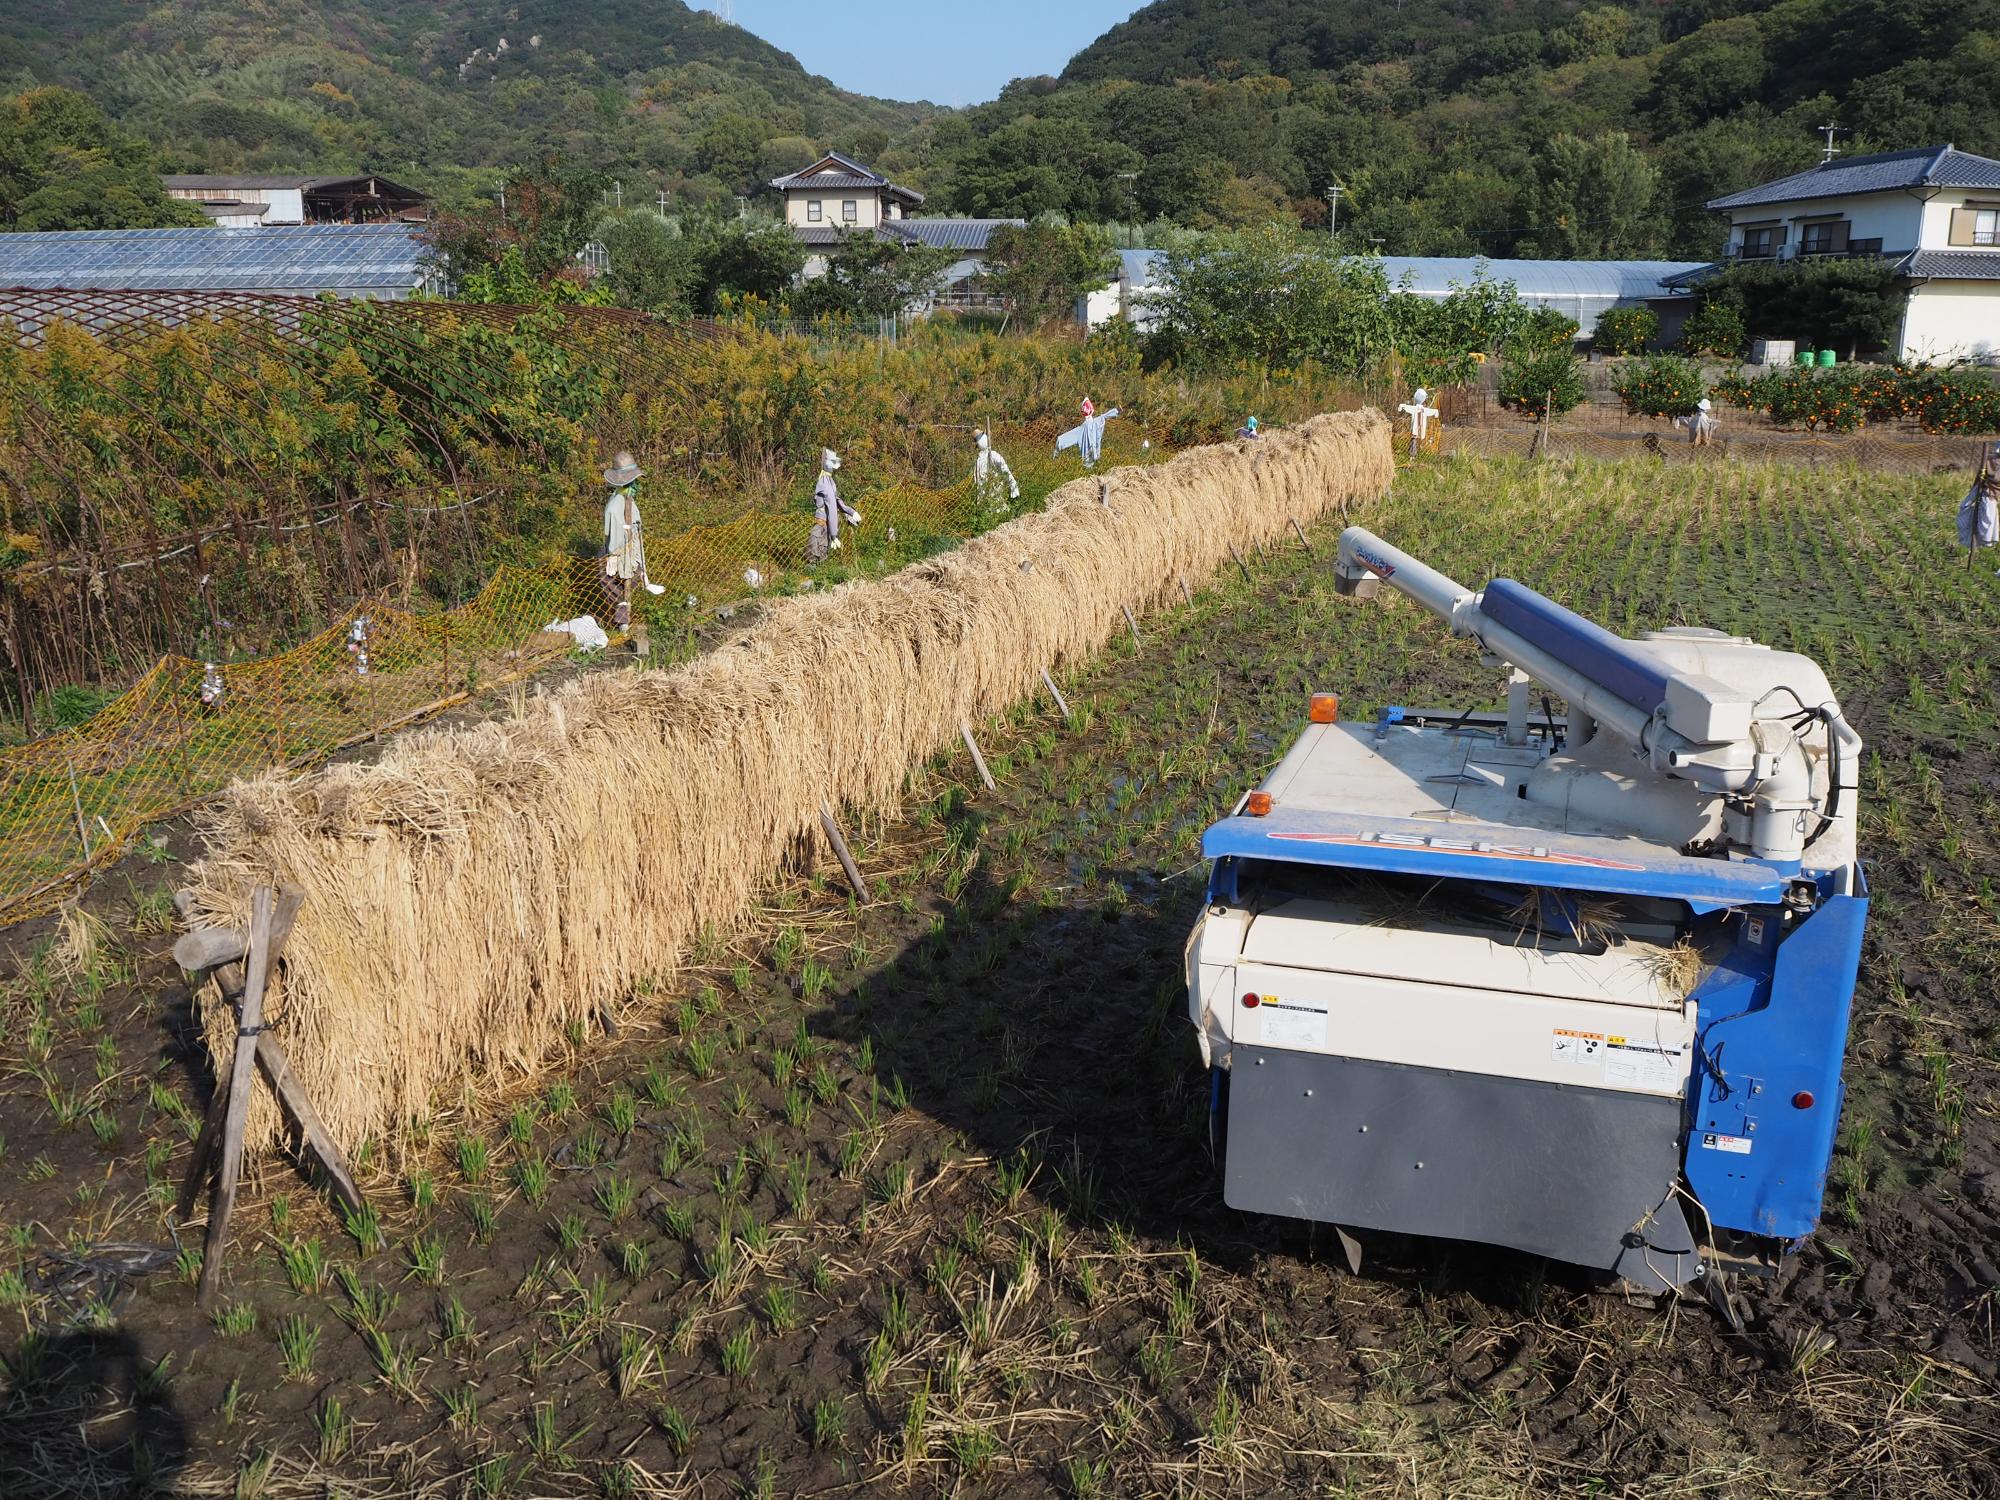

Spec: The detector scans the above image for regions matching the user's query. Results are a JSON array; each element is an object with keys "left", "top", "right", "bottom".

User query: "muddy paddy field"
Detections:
[{"left": 1, "top": 456, "right": 1996, "bottom": 1497}]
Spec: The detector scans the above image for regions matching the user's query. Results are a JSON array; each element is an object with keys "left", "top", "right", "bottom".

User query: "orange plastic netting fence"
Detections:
[{"left": 0, "top": 417, "right": 1173, "bottom": 923}]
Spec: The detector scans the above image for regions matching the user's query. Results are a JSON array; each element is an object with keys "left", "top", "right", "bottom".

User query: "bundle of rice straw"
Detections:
[{"left": 186, "top": 409, "right": 1392, "bottom": 1155}]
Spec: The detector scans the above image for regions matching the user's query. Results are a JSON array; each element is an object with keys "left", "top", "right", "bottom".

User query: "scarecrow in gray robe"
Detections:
[{"left": 808, "top": 448, "right": 863, "bottom": 563}]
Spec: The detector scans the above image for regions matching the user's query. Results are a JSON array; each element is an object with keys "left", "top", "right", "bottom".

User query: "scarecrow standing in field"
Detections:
[
  {"left": 602, "top": 451, "right": 667, "bottom": 630},
  {"left": 1958, "top": 441, "right": 2000, "bottom": 572},
  {"left": 1395, "top": 388, "right": 1440, "bottom": 459},
  {"left": 1057, "top": 401, "right": 1120, "bottom": 470},
  {"left": 972, "top": 429, "right": 1020, "bottom": 511},
  {"left": 1676, "top": 397, "right": 1720, "bottom": 447},
  {"left": 809, "top": 448, "right": 863, "bottom": 564},
  {"left": 1235, "top": 416, "right": 1262, "bottom": 440}
]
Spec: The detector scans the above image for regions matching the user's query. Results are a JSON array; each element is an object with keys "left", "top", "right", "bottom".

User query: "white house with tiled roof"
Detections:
[
  {"left": 767, "top": 153, "right": 1023, "bottom": 306},
  {"left": 1669, "top": 145, "right": 2000, "bottom": 362}
]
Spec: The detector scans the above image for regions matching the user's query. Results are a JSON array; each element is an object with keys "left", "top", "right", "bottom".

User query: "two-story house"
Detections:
[
  {"left": 1685, "top": 144, "right": 2000, "bottom": 362},
  {"left": 767, "top": 153, "right": 1022, "bottom": 309}
]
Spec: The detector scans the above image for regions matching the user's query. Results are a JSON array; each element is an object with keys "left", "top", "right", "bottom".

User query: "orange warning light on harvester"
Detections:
[
  {"left": 1308, "top": 693, "right": 1340, "bottom": 724},
  {"left": 1245, "top": 791, "right": 1274, "bottom": 816}
]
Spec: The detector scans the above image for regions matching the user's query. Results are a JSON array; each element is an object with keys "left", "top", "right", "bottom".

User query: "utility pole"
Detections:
[
  {"left": 657, "top": 192, "right": 671, "bottom": 217},
  {"left": 1327, "top": 178, "right": 1345, "bottom": 239},
  {"left": 1817, "top": 123, "right": 1846, "bottom": 164},
  {"left": 611, "top": 180, "right": 623, "bottom": 210},
  {"left": 1116, "top": 172, "right": 1139, "bottom": 248}
]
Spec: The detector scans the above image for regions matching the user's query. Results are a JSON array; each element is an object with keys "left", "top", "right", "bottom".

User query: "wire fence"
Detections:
[{"left": 0, "top": 414, "right": 1174, "bottom": 924}]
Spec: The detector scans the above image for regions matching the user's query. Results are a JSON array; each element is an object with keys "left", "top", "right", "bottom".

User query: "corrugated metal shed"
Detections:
[
  {"left": 0, "top": 224, "right": 432, "bottom": 296},
  {"left": 1118, "top": 251, "right": 1701, "bottom": 331},
  {"left": 1708, "top": 145, "right": 2000, "bottom": 210}
]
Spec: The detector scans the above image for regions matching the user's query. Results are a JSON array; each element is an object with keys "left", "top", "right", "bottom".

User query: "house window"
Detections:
[
  {"left": 1949, "top": 205, "right": 2000, "bottom": 246},
  {"left": 841, "top": 199, "right": 859, "bottom": 223},
  {"left": 1848, "top": 237, "right": 1882, "bottom": 256},
  {"left": 806, "top": 200, "right": 822, "bottom": 222},
  {"left": 1799, "top": 220, "right": 1849, "bottom": 256},
  {"left": 1739, "top": 225, "right": 1784, "bottom": 259}
]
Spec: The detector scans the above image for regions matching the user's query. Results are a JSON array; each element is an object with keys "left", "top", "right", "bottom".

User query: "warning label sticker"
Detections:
[
  {"left": 1604, "top": 1039, "right": 1689, "bottom": 1092},
  {"left": 1260, "top": 1001, "right": 1328, "bottom": 1049},
  {"left": 1701, "top": 1132, "right": 1753, "bottom": 1156},
  {"left": 1551, "top": 1028, "right": 1605, "bottom": 1066}
]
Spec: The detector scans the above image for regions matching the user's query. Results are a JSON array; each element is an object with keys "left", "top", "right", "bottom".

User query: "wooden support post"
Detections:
[
  {"left": 181, "top": 885, "right": 360, "bottom": 1314},
  {"left": 819, "top": 802, "right": 871, "bottom": 903},
  {"left": 196, "top": 885, "right": 284, "bottom": 1311},
  {"left": 1038, "top": 667, "right": 1073, "bottom": 723},
  {"left": 1121, "top": 603, "right": 1142, "bottom": 644},
  {"left": 1179, "top": 574, "right": 1193, "bottom": 605},
  {"left": 959, "top": 722, "right": 996, "bottom": 791},
  {"left": 1289, "top": 517, "right": 1315, "bottom": 556},
  {"left": 1227, "top": 542, "right": 1252, "bottom": 582}
]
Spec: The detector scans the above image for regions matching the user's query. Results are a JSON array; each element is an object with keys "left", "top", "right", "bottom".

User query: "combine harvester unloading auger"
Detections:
[{"left": 1186, "top": 526, "right": 1868, "bottom": 1318}]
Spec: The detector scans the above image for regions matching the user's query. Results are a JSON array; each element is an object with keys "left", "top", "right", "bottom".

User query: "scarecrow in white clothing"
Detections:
[
  {"left": 808, "top": 448, "right": 863, "bottom": 563},
  {"left": 601, "top": 450, "right": 667, "bottom": 631},
  {"left": 1958, "top": 441, "right": 2000, "bottom": 572},
  {"left": 1395, "top": 388, "right": 1440, "bottom": 459},
  {"left": 1675, "top": 397, "right": 1720, "bottom": 447},
  {"left": 973, "top": 429, "right": 1020, "bottom": 512}
]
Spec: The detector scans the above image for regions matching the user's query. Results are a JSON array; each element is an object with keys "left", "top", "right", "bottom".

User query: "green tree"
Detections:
[
  {"left": 1704, "top": 259, "right": 1909, "bottom": 359},
  {"left": 428, "top": 159, "right": 612, "bottom": 290},
  {"left": 979, "top": 221, "right": 1120, "bottom": 327},
  {"left": 1593, "top": 306, "right": 1659, "bottom": 355},
  {"left": 1529, "top": 132, "right": 1661, "bottom": 259},
  {"left": 1500, "top": 345, "right": 1588, "bottom": 420},
  {"left": 0, "top": 88, "right": 206, "bottom": 232},
  {"left": 598, "top": 212, "right": 697, "bottom": 315},
  {"left": 685, "top": 217, "right": 808, "bottom": 310},
  {"left": 1150, "top": 226, "right": 1393, "bottom": 376},
  {"left": 695, "top": 116, "right": 768, "bottom": 195},
  {"left": 793, "top": 231, "right": 954, "bottom": 320},
  {"left": 1679, "top": 298, "right": 1746, "bottom": 358}
]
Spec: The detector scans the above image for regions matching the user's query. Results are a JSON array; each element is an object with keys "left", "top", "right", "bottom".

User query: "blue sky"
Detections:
[{"left": 701, "top": 1, "right": 1144, "bottom": 106}]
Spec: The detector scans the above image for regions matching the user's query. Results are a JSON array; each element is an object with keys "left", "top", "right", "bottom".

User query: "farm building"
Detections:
[
  {"left": 0, "top": 224, "right": 435, "bottom": 300},
  {"left": 1082, "top": 252, "right": 1704, "bottom": 338},
  {"left": 768, "top": 153, "right": 1023, "bottom": 309},
  {"left": 160, "top": 173, "right": 429, "bottom": 227},
  {"left": 1663, "top": 144, "right": 2000, "bottom": 363}
]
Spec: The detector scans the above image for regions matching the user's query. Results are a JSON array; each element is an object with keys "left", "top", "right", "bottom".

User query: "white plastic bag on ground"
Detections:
[{"left": 543, "top": 615, "right": 610, "bottom": 652}]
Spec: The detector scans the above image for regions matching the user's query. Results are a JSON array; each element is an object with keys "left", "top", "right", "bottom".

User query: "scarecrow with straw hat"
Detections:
[{"left": 602, "top": 450, "right": 667, "bottom": 631}]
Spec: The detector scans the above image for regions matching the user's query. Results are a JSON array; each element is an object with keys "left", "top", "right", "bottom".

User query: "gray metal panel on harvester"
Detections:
[{"left": 1224, "top": 1048, "right": 1695, "bottom": 1282}]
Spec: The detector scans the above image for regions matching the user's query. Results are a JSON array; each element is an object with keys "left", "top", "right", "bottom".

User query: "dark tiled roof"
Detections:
[
  {"left": 777, "top": 173, "right": 887, "bottom": 191},
  {"left": 886, "top": 218, "right": 1022, "bottom": 252},
  {"left": 0, "top": 224, "right": 428, "bottom": 293},
  {"left": 1897, "top": 250, "right": 2000, "bottom": 280},
  {"left": 794, "top": 219, "right": 1024, "bottom": 253},
  {"left": 770, "top": 152, "right": 923, "bottom": 204},
  {"left": 1708, "top": 146, "right": 2000, "bottom": 210}
]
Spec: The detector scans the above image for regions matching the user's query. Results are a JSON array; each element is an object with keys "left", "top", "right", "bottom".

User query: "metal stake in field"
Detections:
[
  {"left": 819, "top": 802, "right": 870, "bottom": 902},
  {"left": 1039, "top": 667, "right": 1073, "bottom": 723},
  {"left": 176, "top": 884, "right": 368, "bottom": 1312}
]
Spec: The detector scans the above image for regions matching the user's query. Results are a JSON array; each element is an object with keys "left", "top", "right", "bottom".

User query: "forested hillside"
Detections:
[
  {"left": 0, "top": 0, "right": 930, "bottom": 208},
  {"left": 922, "top": 0, "right": 1998, "bottom": 256},
  {"left": 3, "top": 0, "right": 1993, "bottom": 255}
]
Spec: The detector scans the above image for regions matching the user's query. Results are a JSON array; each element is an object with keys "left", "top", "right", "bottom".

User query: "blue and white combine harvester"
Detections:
[{"left": 1186, "top": 526, "right": 1867, "bottom": 1311}]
